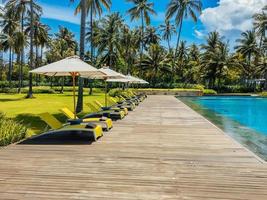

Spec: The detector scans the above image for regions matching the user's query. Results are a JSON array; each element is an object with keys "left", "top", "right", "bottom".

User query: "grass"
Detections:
[{"left": 0, "top": 92, "right": 107, "bottom": 136}]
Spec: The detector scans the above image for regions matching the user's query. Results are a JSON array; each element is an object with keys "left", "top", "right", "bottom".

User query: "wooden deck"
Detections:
[{"left": 0, "top": 95, "right": 267, "bottom": 199}]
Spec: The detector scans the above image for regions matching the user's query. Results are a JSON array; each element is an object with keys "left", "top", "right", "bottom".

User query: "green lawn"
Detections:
[{"left": 0, "top": 92, "right": 107, "bottom": 135}]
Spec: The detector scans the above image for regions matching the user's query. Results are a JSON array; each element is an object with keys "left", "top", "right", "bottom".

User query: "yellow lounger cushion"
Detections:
[{"left": 60, "top": 107, "right": 113, "bottom": 130}]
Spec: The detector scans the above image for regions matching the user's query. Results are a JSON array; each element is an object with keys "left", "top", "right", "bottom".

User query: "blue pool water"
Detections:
[
  {"left": 180, "top": 96, "right": 267, "bottom": 160},
  {"left": 196, "top": 96, "right": 267, "bottom": 136}
]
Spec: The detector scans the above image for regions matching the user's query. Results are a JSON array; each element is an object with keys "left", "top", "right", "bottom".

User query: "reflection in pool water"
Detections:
[{"left": 179, "top": 96, "right": 267, "bottom": 161}]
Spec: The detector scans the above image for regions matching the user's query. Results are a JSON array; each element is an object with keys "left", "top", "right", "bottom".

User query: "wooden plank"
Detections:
[{"left": 0, "top": 95, "right": 266, "bottom": 199}]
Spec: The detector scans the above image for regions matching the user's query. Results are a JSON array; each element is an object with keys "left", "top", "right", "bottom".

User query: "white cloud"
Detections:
[
  {"left": 41, "top": 3, "right": 80, "bottom": 25},
  {"left": 199, "top": 0, "right": 266, "bottom": 42},
  {"left": 194, "top": 30, "right": 205, "bottom": 39}
]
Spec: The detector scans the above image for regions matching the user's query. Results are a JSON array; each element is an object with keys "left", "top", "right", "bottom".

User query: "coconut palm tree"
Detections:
[
  {"left": 127, "top": 0, "right": 156, "bottom": 63},
  {"left": 235, "top": 30, "right": 259, "bottom": 65},
  {"left": 143, "top": 26, "right": 160, "bottom": 48},
  {"left": 141, "top": 44, "right": 170, "bottom": 85},
  {"left": 201, "top": 31, "right": 222, "bottom": 88},
  {"left": 26, "top": 0, "right": 35, "bottom": 98},
  {"left": 166, "top": 0, "right": 202, "bottom": 56},
  {"left": 253, "top": 9, "right": 267, "bottom": 49},
  {"left": 13, "top": 30, "right": 27, "bottom": 92},
  {"left": 159, "top": 20, "right": 176, "bottom": 52},
  {"left": 5, "top": 0, "right": 42, "bottom": 66},
  {"left": 0, "top": 33, "right": 15, "bottom": 84},
  {"left": 0, "top": 11, "right": 19, "bottom": 84},
  {"left": 96, "top": 12, "right": 124, "bottom": 69},
  {"left": 119, "top": 26, "right": 140, "bottom": 74},
  {"left": 74, "top": 0, "right": 111, "bottom": 64}
]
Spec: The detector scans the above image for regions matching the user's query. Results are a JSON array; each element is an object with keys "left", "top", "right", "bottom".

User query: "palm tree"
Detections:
[
  {"left": 141, "top": 44, "right": 170, "bottom": 85},
  {"left": 119, "top": 26, "right": 140, "bottom": 74},
  {"left": 0, "top": 33, "right": 15, "bottom": 84},
  {"left": 127, "top": 0, "right": 156, "bottom": 64},
  {"left": 166, "top": 0, "right": 202, "bottom": 56},
  {"left": 74, "top": 0, "right": 111, "bottom": 64},
  {"left": 71, "top": 0, "right": 111, "bottom": 112},
  {"left": 6, "top": 0, "right": 42, "bottom": 87},
  {"left": 253, "top": 9, "right": 267, "bottom": 49},
  {"left": 96, "top": 12, "right": 124, "bottom": 69},
  {"left": 13, "top": 30, "right": 27, "bottom": 92},
  {"left": 159, "top": 20, "right": 176, "bottom": 52},
  {"left": 201, "top": 31, "right": 222, "bottom": 88},
  {"left": 175, "top": 40, "right": 188, "bottom": 81},
  {"left": 0, "top": 11, "right": 19, "bottom": 84},
  {"left": 235, "top": 30, "right": 259, "bottom": 65},
  {"left": 26, "top": 0, "right": 35, "bottom": 98},
  {"left": 143, "top": 26, "right": 160, "bottom": 48}
]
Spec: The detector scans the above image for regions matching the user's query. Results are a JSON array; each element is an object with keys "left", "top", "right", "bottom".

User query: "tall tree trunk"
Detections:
[
  {"left": 90, "top": 8, "right": 94, "bottom": 64},
  {"left": 76, "top": 0, "right": 86, "bottom": 113},
  {"left": 140, "top": 11, "right": 144, "bottom": 71},
  {"left": 89, "top": 7, "right": 94, "bottom": 96},
  {"left": 26, "top": 0, "right": 34, "bottom": 98},
  {"left": 8, "top": 48, "right": 12, "bottom": 85},
  {"left": 0, "top": 51, "right": 3, "bottom": 80},
  {"left": 35, "top": 45, "right": 38, "bottom": 86},
  {"left": 19, "top": 8, "right": 25, "bottom": 93},
  {"left": 167, "top": 38, "right": 171, "bottom": 53},
  {"left": 175, "top": 17, "right": 184, "bottom": 57}
]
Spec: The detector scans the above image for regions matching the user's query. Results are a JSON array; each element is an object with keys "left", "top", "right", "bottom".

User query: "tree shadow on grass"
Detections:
[{"left": 0, "top": 97, "right": 26, "bottom": 102}]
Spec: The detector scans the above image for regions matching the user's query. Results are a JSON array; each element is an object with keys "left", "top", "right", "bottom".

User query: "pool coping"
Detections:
[{"left": 177, "top": 97, "right": 267, "bottom": 164}]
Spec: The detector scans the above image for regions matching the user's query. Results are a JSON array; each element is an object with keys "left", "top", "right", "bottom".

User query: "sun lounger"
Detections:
[
  {"left": 59, "top": 107, "right": 113, "bottom": 131},
  {"left": 93, "top": 100, "right": 128, "bottom": 115},
  {"left": 39, "top": 113, "right": 103, "bottom": 141},
  {"left": 85, "top": 103, "right": 125, "bottom": 120}
]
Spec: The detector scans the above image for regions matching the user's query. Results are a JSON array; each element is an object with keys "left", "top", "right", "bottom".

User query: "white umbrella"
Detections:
[
  {"left": 125, "top": 75, "right": 142, "bottom": 84},
  {"left": 83, "top": 66, "right": 126, "bottom": 106},
  {"left": 30, "top": 56, "right": 106, "bottom": 117}
]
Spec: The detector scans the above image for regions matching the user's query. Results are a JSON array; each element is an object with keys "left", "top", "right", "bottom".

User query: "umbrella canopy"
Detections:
[
  {"left": 125, "top": 75, "right": 143, "bottom": 83},
  {"left": 30, "top": 56, "right": 105, "bottom": 77},
  {"left": 136, "top": 77, "right": 149, "bottom": 84},
  {"left": 83, "top": 66, "right": 126, "bottom": 106},
  {"left": 30, "top": 56, "right": 106, "bottom": 118},
  {"left": 86, "top": 66, "right": 125, "bottom": 80},
  {"left": 106, "top": 78, "right": 130, "bottom": 83}
]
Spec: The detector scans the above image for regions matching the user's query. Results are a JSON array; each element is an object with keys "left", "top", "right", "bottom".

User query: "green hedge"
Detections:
[
  {"left": 108, "top": 89, "right": 134, "bottom": 97},
  {"left": 260, "top": 92, "right": 267, "bottom": 97},
  {"left": 0, "top": 113, "right": 27, "bottom": 146},
  {"left": 203, "top": 89, "right": 217, "bottom": 95}
]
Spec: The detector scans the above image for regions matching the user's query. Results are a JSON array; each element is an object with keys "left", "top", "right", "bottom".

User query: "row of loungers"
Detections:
[{"left": 38, "top": 93, "right": 147, "bottom": 141}]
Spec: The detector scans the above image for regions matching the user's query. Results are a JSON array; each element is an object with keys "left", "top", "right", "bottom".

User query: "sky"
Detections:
[{"left": 1, "top": 0, "right": 266, "bottom": 49}]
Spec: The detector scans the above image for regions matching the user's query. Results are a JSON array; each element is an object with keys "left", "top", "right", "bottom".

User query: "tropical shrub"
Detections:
[
  {"left": 108, "top": 89, "right": 134, "bottom": 97},
  {"left": 203, "top": 89, "right": 217, "bottom": 95},
  {"left": 260, "top": 92, "right": 267, "bottom": 97},
  {"left": 0, "top": 113, "right": 27, "bottom": 146}
]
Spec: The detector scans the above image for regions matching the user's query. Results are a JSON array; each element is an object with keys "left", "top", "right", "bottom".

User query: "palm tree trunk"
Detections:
[
  {"left": 26, "top": 0, "right": 34, "bottom": 98},
  {"left": 90, "top": 8, "right": 94, "bottom": 63},
  {"left": 167, "top": 38, "right": 171, "bottom": 53},
  {"left": 140, "top": 11, "right": 144, "bottom": 72},
  {"left": 35, "top": 44, "right": 38, "bottom": 86},
  {"left": 76, "top": 0, "right": 86, "bottom": 113},
  {"left": 8, "top": 48, "right": 12, "bottom": 85},
  {"left": 175, "top": 16, "right": 184, "bottom": 57},
  {"left": 89, "top": 7, "right": 94, "bottom": 96},
  {"left": 19, "top": 8, "right": 25, "bottom": 94}
]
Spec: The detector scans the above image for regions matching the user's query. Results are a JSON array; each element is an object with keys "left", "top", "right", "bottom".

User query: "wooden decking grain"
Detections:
[{"left": 0, "top": 95, "right": 266, "bottom": 200}]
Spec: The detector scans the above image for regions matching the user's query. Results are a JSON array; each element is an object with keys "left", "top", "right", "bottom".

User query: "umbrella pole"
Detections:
[
  {"left": 72, "top": 73, "right": 77, "bottom": 119},
  {"left": 105, "top": 81, "right": 108, "bottom": 107}
]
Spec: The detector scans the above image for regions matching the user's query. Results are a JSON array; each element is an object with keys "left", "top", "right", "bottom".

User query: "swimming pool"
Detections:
[{"left": 180, "top": 96, "right": 267, "bottom": 161}]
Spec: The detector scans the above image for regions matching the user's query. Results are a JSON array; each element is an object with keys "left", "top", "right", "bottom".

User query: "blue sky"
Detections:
[
  {"left": 39, "top": 0, "right": 219, "bottom": 46},
  {"left": 1, "top": 0, "right": 266, "bottom": 49}
]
